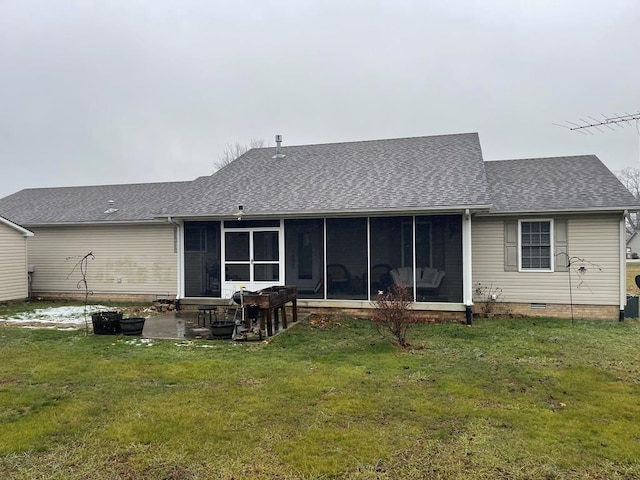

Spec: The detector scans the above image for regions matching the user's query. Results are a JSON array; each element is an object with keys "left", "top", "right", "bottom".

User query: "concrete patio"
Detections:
[{"left": 140, "top": 310, "right": 293, "bottom": 340}]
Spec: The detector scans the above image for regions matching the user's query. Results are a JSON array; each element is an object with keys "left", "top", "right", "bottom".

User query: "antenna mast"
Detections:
[{"left": 555, "top": 112, "right": 640, "bottom": 135}]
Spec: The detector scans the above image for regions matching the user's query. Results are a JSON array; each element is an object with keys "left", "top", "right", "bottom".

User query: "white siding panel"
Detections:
[
  {"left": 28, "top": 224, "right": 177, "bottom": 296},
  {"left": 0, "top": 223, "right": 28, "bottom": 301},
  {"left": 472, "top": 215, "right": 621, "bottom": 305}
]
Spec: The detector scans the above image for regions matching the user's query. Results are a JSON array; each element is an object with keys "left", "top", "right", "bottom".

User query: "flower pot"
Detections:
[
  {"left": 120, "top": 317, "right": 146, "bottom": 336},
  {"left": 210, "top": 321, "right": 236, "bottom": 339},
  {"left": 91, "top": 311, "right": 123, "bottom": 335}
]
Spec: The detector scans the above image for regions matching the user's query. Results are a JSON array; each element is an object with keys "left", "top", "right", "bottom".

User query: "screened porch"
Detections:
[{"left": 182, "top": 214, "right": 463, "bottom": 303}]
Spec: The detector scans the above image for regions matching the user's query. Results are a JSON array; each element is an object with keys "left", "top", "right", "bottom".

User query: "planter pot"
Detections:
[
  {"left": 210, "top": 321, "right": 236, "bottom": 339},
  {"left": 91, "top": 311, "right": 123, "bottom": 335},
  {"left": 120, "top": 317, "right": 146, "bottom": 336}
]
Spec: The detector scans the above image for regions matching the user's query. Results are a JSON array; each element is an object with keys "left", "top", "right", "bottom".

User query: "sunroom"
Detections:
[{"left": 180, "top": 212, "right": 471, "bottom": 312}]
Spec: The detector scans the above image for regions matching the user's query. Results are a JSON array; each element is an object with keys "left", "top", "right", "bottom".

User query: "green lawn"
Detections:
[{"left": 1, "top": 311, "right": 639, "bottom": 479}]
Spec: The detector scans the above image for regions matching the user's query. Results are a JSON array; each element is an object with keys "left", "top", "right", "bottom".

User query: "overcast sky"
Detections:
[{"left": 1, "top": 0, "right": 639, "bottom": 199}]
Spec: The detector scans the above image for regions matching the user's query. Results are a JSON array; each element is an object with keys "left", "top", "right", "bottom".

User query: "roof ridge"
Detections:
[
  {"left": 485, "top": 154, "right": 598, "bottom": 164},
  {"left": 249, "top": 132, "right": 480, "bottom": 150},
  {"left": 15, "top": 180, "right": 193, "bottom": 193}
]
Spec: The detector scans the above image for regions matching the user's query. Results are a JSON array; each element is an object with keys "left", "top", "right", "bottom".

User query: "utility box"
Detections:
[{"left": 624, "top": 295, "right": 638, "bottom": 319}]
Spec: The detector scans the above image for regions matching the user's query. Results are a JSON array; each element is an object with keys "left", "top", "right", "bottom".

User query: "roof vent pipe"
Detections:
[
  {"left": 104, "top": 200, "right": 118, "bottom": 214},
  {"left": 273, "top": 134, "right": 286, "bottom": 159}
]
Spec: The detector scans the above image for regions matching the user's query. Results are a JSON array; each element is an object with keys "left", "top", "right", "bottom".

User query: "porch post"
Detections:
[
  {"left": 620, "top": 213, "right": 627, "bottom": 321},
  {"left": 462, "top": 209, "right": 473, "bottom": 325},
  {"left": 173, "top": 219, "right": 184, "bottom": 305}
]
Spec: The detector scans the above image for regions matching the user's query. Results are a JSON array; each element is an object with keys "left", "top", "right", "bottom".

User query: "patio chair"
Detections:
[
  {"left": 390, "top": 266, "right": 445, "bottom": 292},
  {"left": 327, "top": 263, "right": 351, "bottom": 293},
  {"left": 370, "top": 263, "right": 393, "bottom": 293}
]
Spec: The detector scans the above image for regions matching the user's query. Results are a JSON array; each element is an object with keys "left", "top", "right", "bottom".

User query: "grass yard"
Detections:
[{"left": 0, "top": 310, "right": 640, "bottom": 479}]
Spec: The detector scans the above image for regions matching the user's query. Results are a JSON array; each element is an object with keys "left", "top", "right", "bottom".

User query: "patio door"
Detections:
[{"left": 222, "top": 226, "right": 282, "bottom": 296}]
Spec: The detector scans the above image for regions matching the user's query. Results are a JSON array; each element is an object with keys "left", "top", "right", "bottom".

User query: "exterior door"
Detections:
[{"left": 223, "top": 228, "right": 282, "bottom": 295}]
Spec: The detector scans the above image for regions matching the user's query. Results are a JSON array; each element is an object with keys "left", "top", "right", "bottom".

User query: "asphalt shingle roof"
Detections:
[
  {"left": 160, "top": 132, "right": 491, "bottom": 217},
  {"left": 485, "top": 155, "right": 640, "bottom": 213},
  {"left": 1, "top": 134, "right": 637, "bottom": 226},
  {"left": 0, "top": 181, "right": 191, "bottom": 225}
]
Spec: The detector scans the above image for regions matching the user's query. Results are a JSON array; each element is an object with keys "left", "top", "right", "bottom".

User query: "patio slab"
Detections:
[
  {"left": 141, "top": 311, "right": 293, "bottom": 340},
  {"left": 141, "top": 311, "right": 194, "bottom": 340}
]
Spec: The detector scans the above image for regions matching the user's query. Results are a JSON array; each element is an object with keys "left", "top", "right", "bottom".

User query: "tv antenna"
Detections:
[{"left": 554, "top": 112, "right": 640, "bottom": 135}]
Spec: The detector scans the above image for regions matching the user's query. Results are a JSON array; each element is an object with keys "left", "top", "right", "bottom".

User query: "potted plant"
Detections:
[
  {"left": 91, "top": 311, "right": 123, "bottom": 335},
  {"left": 119, "top": 317, "right": 146, "bottom": 336},
  {"left": 210, "top": 321, "right": 236, "bottom": 339}
]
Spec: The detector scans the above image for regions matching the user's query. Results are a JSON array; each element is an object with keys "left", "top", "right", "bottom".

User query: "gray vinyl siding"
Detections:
[
  {"left": 0, "top": 223, "right": 28, "bottom": 301},
  {"left": 27, "top": 224, "right": 177, "bottom": 296},
  {"left": 472, "top": 214, "right": 621, "bottom": 305}
]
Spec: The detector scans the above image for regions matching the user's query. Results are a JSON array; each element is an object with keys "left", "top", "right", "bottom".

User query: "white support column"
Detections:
[
  {"left": 279, "top": 218, "right": 286, "bottom": 287},
  {"left": 175, "top": 220, "right": 184, "bottom": 301},
  {"left": 620, "top": 214, "right": 627, "bottom": 321},
  {"left": 462, "top": 209, "right": 473, "bottom": 324}
]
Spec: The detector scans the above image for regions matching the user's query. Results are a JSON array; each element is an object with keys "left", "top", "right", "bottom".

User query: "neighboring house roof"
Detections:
[
  {"left": 0, "top": 215, "right": 34, "bottom": 236},
  {"left": 159, "top": 132, "right": 491, "bottom": 218},
  {"left": 0, "top": 181, "right": 191, "bottom": 225},
  {"left": 485, "top": 155, "right": 640, "bottom": 214},
  {"left": 627, "top": 231, "right": 637, "bottom": 244},
  {"left": 1, "top": 134, "right": 638, "bottom": 226},
  {"left": 626, "top": 231, "right": 640, "bottom": 253}
]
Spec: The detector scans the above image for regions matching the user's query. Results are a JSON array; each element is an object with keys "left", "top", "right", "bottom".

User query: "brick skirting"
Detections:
[{"left": 474, "top": 302, "right": 620, "bottom": 321}]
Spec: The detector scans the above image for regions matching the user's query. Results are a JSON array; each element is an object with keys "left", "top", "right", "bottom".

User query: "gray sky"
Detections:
[{"left": 1, "top": 0, "right": 639, "bottom": 200}]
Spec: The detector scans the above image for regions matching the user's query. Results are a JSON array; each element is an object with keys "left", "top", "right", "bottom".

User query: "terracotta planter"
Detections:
[{"left": 120, "top": 317, "right": 146, "bottom": 336}]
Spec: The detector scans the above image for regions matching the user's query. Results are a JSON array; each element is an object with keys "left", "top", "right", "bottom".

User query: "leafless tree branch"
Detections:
[{"left": 212, "top": 138, "right": 265, "bottom": 172}]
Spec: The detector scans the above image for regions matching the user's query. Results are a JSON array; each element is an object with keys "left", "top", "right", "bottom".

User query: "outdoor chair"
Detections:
[
  {"left": 390, "top": 266, "right": 445, "bottom": 292},
  {"left": 327, "top": 263, "right": 351, "bottom": 293},
  {"left": 370, "top": 263, "right": 393, "bottom": 293}
]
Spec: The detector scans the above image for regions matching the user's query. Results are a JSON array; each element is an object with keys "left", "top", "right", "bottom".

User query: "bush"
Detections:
[{"left": 370, "top": 285, "right": 414, "bottom": 347}]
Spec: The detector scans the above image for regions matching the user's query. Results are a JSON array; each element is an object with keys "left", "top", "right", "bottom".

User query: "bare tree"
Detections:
[
  {"left": 213, "top": 138, "right": 265, "bottom": 171},
  {"left": 617, "top": 167, "right": 640, "bottom": 236}
]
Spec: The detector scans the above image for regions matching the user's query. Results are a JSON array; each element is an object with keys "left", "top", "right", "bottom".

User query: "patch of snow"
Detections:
[
  {"left": 1, "top": 305, "right": 110, "bottom": 325},
  {"left": 21, "top": 326, "right": 79, "bottom": 331},
  {"left": 125, "top": 338, "right": 153, "bottom": 347}
]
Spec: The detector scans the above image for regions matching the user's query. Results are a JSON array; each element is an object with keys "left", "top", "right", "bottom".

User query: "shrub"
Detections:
[
  {"left": 370, "top": 285, "right": 414, "bottom": 347},
  {"left": 474, "top": 282, "right": 503, "bottom": 316}
]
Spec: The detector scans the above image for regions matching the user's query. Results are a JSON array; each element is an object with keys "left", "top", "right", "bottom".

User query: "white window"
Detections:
[{"left": 519, "top": 220, "right": 553, "bottom": 271}]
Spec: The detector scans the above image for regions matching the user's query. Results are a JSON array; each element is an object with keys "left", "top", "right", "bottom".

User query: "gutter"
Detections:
[
  {"left": 155, "top": 204, "right": 494, "bottom": 221},
  {"left": 476, "top": 205, "right": 640, "bottom": 216},
  {"left": 20, "top": 219, "right": 170, "bottom": 228},
  {"left": 0, "top": 216, "right": 34, "bottom": 236}
]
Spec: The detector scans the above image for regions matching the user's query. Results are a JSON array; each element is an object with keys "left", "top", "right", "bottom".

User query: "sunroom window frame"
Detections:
[{"left": 518, "top": 218, "right": 554, "bottom": 272}]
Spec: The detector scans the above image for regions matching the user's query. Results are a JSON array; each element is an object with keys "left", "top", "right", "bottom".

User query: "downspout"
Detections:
[
  {"left": 620, "top": 211, "right": 628, "bottom": 321},
  {"left": 167, "top": 216, "right": 183, "bottom": 309},
  {"left": 463, "top": 209, "right": 473, "bottom": 325}
]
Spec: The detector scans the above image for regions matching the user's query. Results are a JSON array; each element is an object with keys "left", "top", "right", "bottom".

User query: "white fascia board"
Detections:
[
  {"left": 0, "top": 216, "right": 34, "bottom": 236},
  {"left": 21, "top": 219, "right": 169, "bottom": 228},
  {"left": 478, "top": 206, "right": 636, "bottom": 217},
  {"left": 156, "top": 204, "right": 493, "bottom": 221}
]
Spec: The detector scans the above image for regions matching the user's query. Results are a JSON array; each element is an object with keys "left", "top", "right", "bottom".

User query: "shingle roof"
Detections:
[
  {"left": 159, "top": 132, "right": 491, "bottom": 217},
  {"left": 1, "top": 135, "right": 637, "bottom": 226},
  {"left": 485, "top": 155, "right": 640, "bottom": 213},
  {"left": 0, "top": 181, "right": 191, "bottom": 225}
]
